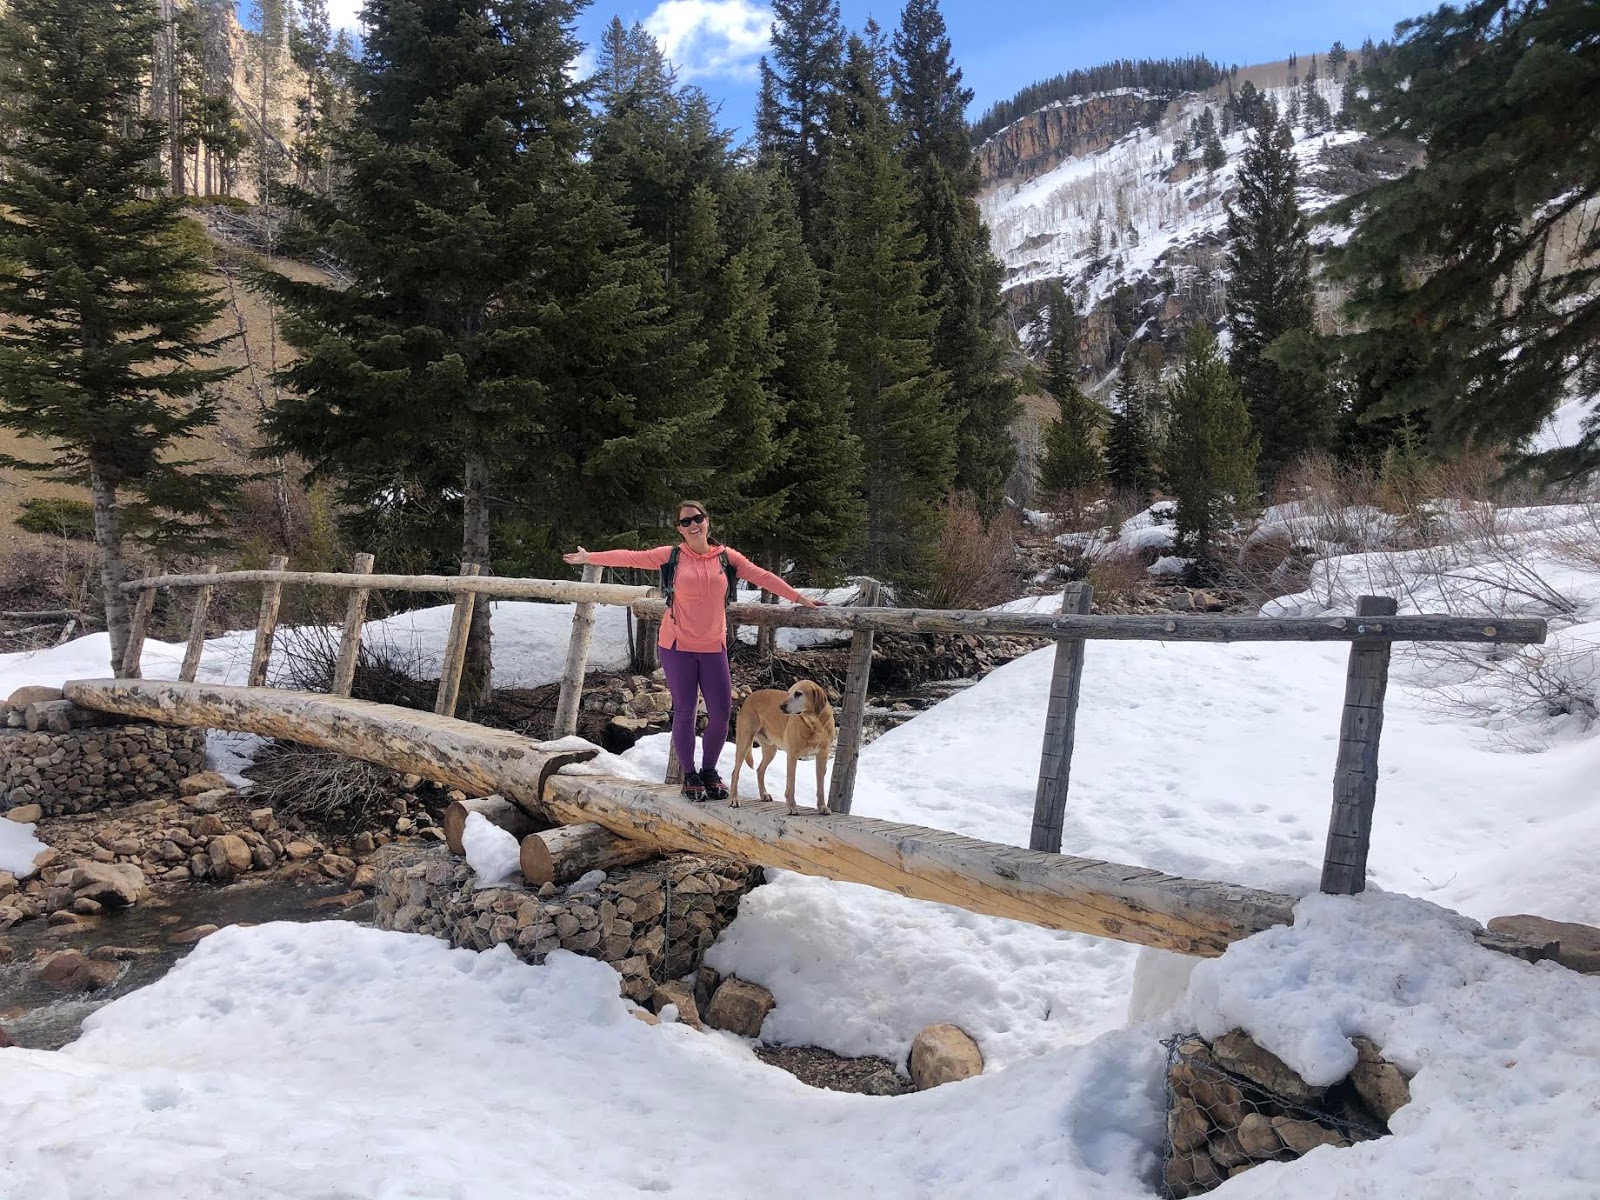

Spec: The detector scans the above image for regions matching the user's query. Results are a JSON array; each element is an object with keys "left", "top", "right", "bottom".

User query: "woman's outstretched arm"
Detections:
[
  {"left": 726, "top": 549, "right": 821, "bottom": 607},
  {"left": 564, "top": 545, "right": 675, "bottom": 569}
]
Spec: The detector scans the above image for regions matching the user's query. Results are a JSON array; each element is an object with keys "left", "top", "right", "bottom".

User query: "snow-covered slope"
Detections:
[{"left": 982, "top": 78, "right": 1354, "bottom": 310}]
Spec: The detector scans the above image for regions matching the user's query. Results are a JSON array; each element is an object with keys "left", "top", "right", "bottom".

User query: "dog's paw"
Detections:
[{"left": 760, "top": 792, "right": 774, "bottom": 805}]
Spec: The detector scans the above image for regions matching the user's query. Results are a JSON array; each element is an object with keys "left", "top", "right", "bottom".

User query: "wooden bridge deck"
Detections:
[{"left": 63, "top": 678, "right": 1297, "bottom": 957}]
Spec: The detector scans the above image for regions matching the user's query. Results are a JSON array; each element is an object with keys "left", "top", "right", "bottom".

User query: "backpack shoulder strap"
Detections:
[
  {"left": 662, "top": 545, "right": 681, "bottom": 610},
  {"left": 720, "top": 550, "right": 737, "bottom": 607}
]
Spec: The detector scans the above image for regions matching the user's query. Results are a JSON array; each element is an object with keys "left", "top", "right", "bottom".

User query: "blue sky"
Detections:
[
  {"left": 589, "top": 0, "right": 1430, "bottom": 138},
  {"left": 328, "top": 0, "right": 1431, "bottom": 139}
]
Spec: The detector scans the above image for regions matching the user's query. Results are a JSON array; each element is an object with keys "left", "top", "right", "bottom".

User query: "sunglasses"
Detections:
[{"left": 676, "top": 513, "right": 707, "bottom": 528}]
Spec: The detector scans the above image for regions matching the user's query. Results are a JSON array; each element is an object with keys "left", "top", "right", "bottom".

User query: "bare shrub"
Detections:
[
  {"left": 272, "top": 622, "right": 436, "bottom": 711},
  {"left": 923, "top": 496, "right": 1021, "bottom": 610},
  {"left": 248, "top": 741, "right": 409, "bottom": 832},
  {"left": 1085, "top": 551, "right": 1149, "bottom": 605}
]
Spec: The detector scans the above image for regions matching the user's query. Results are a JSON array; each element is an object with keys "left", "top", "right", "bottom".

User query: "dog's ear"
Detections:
[{"left": 806, "top": 679, "right": 827, "bottom": 711}]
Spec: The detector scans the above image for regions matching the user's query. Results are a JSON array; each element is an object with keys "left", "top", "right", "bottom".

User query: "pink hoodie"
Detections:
[{"left": 583, "top": 543, "right": 806, "bottom": 652}]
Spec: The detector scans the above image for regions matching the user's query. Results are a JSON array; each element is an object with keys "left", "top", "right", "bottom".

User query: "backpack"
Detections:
[{"left": 661, "top": 545, "right": 738, "bottom": 613}]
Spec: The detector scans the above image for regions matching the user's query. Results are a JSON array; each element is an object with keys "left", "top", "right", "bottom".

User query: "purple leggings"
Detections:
[{"left": 659, "top": 645, "right": 733, "bottom": 773}]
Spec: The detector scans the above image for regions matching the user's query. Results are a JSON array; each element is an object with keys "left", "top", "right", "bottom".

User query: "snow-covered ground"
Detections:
[{"left": 4, "top": 514, "right": 1600, "bottom": 1197}]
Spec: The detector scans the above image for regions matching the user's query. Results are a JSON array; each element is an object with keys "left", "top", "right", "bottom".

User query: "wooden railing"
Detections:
[{"left": 120, "top": 560, "right": 1548, "bottom": 896}]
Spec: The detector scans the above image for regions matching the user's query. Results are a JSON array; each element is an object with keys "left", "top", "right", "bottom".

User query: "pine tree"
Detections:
[
  {"left": 823, "top": 29, "right": 951, "bottom": 591},
  {"left": 1328, "top": 41, "right": 1348, "bottom": 72},
  {"left": 1166, "top": 325, "right": 1256, "bottom": 569},
  {"left": 1106, "top": 367, "right": 1157, "bottom": 502},
  {"left": 1326, "top": 0, "right": 1600, "bottom": 477},
  {"left": 1035, "top": 288, "right": 1103, "bottom": 501},
  {"left": 261, "top": 0, "right": 697, "bottom": 710},
  {"left": 890, "top": 0, "right": 1019, "bottom": 514},
  {"left": 1202, "top": 130, "right": 1227, "bottom": 173},
  {"left": 0, "top": 0, "right": 238, "bottom": 673},
  {"left": 758, "top": 0, "right": 843, "bottom": 246},
  {"left": 1224, "top": 117, "right": 1330, "bottom": 487},
  {"left": 741, "top": 173, "right": 864, "bottom": 580}
]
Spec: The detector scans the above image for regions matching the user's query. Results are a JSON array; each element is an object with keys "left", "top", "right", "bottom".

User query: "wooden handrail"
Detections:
[{"left": 121, "top": 569, "right": 1547, "bottom": 645}]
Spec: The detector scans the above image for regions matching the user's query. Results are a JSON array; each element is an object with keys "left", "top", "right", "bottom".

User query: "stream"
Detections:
[{"left": 1, "top": 878, "right": 372, "bottom": 1050}]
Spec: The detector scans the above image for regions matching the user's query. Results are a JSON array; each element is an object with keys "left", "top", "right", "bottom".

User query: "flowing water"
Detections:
[{"left": 0, "top": 879, "right": 372, "bottom": 1050}]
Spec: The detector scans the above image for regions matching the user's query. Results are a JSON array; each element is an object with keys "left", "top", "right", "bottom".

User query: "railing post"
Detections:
[
  {"left": 553, "top": 563, "right": 603, "bottom": 738},
  {"left": 247, "top": 555, "right": 290, "bottom": 688},
  {"left": 1320, "top": 595, "right": 1398, "bottom": 895},
  {"left": 179, "top": 564, "right": 219, "bottom": 683},
  {"left": 827, "top": 577, "right": 882, "bottom": 814},
  {"left": 331, "top": 552, "right": 376, "bottom": 697},
  {"left": 434, "top": 561, "right": 481, "bottom": 718},
  {"left": 119, "top": 583, "right": 157, "bottom": 679},
  {"left": 1030, "top": 582, "right": 1094, "bottom": 853}
]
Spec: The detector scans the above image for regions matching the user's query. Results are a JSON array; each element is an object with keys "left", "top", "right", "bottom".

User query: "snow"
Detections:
[
  {"left": 461, "top": 812, "right": 519, "bottom": 888},
  {"left": 1183, "top": 891, "right": 1600, "bottom": 1199},
  {"left": 0, "top": 815, "right": 46, "bottom": 877},
  {"left": 0, "top": 921, "right": 1168, "bottom": 1199},
  {"left": 6, "top": 501, "right": 1600, "bottom": 1196}
]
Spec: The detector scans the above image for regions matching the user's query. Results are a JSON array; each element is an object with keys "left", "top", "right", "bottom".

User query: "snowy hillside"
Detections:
[
  {"left": 977, "top": 69, "right": 1387, "bottom": 378},
  {"left": 4, "top": 503, "right": 1600, "bottom": 1196}
]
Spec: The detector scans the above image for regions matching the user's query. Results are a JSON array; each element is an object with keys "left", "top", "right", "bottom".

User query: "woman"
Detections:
[{"left": 564, "top": 501, "right": 821, "bottom": 801}]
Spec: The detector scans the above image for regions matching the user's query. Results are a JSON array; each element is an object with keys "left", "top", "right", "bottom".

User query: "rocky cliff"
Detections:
[{"left": 977, "top": 91, "right": 1169, "bottom": 187}]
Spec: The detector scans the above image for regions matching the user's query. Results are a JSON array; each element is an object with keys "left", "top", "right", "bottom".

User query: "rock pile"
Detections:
[
  {"left": 1163, "top": 1030, "right": 1410, "bottom": 1197},
  {"left": 0, "top": 770, "right": 415, "bottom": 930},
  {"left": 1, "top": 718, "right": 206, "bottom": 817},
  {"left": 371, "top": 842, "right": 760, "bottom": 1002}
]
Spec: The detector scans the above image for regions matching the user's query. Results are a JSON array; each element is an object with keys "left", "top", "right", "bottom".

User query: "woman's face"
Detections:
[{"left": 679, "top": 506, "right": 709, "bottom": 545}]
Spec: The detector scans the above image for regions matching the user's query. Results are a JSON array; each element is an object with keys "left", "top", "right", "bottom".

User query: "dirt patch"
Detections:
[{"left": 754, "top": 1044, "right": 912, "bottom": 1096}]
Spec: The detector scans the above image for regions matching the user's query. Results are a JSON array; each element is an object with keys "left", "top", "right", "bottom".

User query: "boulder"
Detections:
[
  {"left": 320, "top": 854, "right": 356, "bottom": 879},
  {"left": 38, "top": 950, "right": 120, "bottom": 991},
  {"left": 631, "top": 1008, "right": 660, "bottom": 1026},
  {"left": 169, "top": 923, "right": 220, "bottom": 945},
  {"left": 249, "top": 808, "right": 276, "bottom": 833},
  {"left": 62, "top": 862, "right": 148, "bottom": 907},
  {"left": 6, "top": 684, "right": 62, "bottom": 708},
  {"left": 1210, "top": 1029, "right": 1323, "bottom": 1105},
  {"left": 704, "top": 977, "right": 775, "bottom": 1038},
  {"left": 1270, "top": 1115, "right": 1346, "bottom": 1155},
  {"left": 4, "top": 803, "right": 43, "bottom": 824},
  {"left": 179, "top": 771, "right": 231, "bottom": 796},
  {"left": 1348, "top": 1036, "right": 1412, "bottom": 1124},
  {"left": 0, "top": 1025, "right": 14, "bottom": 1048},
  {"left": 907, "top": 1023, "right": 984, "bottom": 1090},
  {"left": 0, "top": 872, "right": 15, "bottom": 900},
  {"left": 651, "top": 980, "right": 702, "bottom": 1028},
  {"left": 1237, "top": 1111, "right": 1283, "bottom": 1159},
  {"left": 208, "top": 835, "right": 254, "bottom": 879},
  {"left": 1487, "top": 914, "right": 1600, "bottom": 974}
]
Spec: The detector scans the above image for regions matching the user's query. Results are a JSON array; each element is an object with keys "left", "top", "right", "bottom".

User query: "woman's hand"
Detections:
[
  {"left": 563, "top": 547, "right": 590, "bottom": 566},
  {"left": 798, "top": 594, "right": 823, "bottom": 609}
]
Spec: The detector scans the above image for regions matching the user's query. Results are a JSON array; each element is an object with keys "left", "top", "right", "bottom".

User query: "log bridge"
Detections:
[{"left": 90, "top": 564, "right": 1548, "bottom": 957}]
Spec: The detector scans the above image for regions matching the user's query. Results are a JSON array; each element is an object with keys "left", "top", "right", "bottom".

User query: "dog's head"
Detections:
[{"left": 781, "top": 679, "right": 828, "bottom": 714}]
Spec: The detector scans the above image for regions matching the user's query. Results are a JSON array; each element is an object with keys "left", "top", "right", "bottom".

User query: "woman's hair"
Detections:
[{"left": 676, "top": 500, "right": 721, "bottom": 545}]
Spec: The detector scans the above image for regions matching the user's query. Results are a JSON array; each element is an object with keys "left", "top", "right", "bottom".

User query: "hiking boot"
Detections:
[
  {"left": 680, "top": 769, "right": 706, "bottom": 801},
  {"left": 698, "top": 767, "right": 729, "bottom": 801}
]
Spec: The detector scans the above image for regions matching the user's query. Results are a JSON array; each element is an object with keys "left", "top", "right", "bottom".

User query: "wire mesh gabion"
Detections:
[{"left": 1160, "top": 1034, "right": 1388, "bottom": 1198}]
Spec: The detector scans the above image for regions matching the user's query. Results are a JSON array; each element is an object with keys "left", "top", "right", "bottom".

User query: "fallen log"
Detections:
[
  {"left": 443, "top": 794, "right": 544, "bottom": 857},
  {"left": 519, "top": 822, "right": 661, "bottom": 888},
  {"left": 63, "top": 679, "right": 1295, "bottom": 956}
]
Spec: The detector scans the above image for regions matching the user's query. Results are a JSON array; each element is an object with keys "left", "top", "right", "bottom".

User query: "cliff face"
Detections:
[{"left": 977, "top": 91, "right": 1169, "bottom": 187}]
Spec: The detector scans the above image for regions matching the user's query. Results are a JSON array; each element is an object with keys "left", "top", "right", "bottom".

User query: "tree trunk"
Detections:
[
  {"left": 166, "top": 0, "right": 183, "bottom": 197},
  {"left": 88, "top": 460, "right": 133, "bottom": 676},
  {"left": 460, "top": 447, "right": 493, "bottom": 713}
]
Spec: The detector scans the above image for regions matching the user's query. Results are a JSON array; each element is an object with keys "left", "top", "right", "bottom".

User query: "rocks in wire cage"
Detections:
[{"left": 1162, "top": 1029, "right": 1411, "bottom": 1196}]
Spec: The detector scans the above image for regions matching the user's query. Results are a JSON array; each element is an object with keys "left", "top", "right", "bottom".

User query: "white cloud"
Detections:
[
  {"left": 327, "top": 0, "right": 364, "bottom": 32},
  {"left": 643, "top": 0, "right": 773, "bottom": 81}
]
